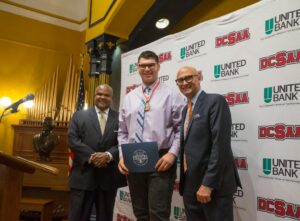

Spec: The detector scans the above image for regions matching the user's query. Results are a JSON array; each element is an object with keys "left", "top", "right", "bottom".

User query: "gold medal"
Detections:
[{"left": 145, "top": 101, "right": 150, "bottom": 111}]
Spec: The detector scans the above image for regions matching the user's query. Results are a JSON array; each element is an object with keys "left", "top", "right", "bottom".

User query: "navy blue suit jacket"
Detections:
[
  {"left": 68, "top": 108, "right": 126, "bottom": 191},
  {"left": 179, "top": 91, "right": 241, "bottom": 197}
]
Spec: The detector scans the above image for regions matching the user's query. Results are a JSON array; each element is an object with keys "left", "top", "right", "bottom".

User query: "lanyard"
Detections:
[{"left": 142, "top": 80, "right": 160, "bottom": 111}]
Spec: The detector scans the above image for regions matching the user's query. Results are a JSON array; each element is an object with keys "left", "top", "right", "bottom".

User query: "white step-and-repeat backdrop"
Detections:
[{"left": 113, "top": 0, "right": 300, "bottom": 220}]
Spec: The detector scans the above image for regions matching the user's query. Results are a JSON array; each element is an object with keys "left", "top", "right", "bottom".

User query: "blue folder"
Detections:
[{"left": 121, "top": 142, "right": 159, "bottom": 173}]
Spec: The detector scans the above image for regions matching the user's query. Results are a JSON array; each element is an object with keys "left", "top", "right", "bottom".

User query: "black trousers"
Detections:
[
  {"left": 68, "top": 186, "right": 117, "bottom": 221},
  {"left": 127, "top": 163, "right": 176, "bottom": 221},
  {"left": 183, "top": 192, "right": 234, "bottom": 221}
]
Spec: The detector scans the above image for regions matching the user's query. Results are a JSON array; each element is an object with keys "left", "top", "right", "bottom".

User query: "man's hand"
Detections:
[
  {"left": 196, "top": 185, "right": 213, "bottom": 203},
  {"left": 155, "top": 152, "right": 176, "bottom": 172},
  {"left": 118, "top": 157, "right": 129, "bottom": 175},
  {"left": 90, "top": 152, "right": 108, "bottom": 168}
]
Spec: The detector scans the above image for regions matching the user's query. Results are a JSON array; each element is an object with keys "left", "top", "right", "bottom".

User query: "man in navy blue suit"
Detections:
[
  {"left": 176, "top": 66, "right": 241, "bottom": 221},
  {"left": 68, "top": 84, "right": 126, "bottom": 221}
]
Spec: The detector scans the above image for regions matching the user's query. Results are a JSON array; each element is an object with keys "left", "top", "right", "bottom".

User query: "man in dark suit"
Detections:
[
  {"left": 176, "top": 66, "right": 241, "bottom": 221},
  {"left": 68, "top": 84, "right": 126, "bottom": 221}
]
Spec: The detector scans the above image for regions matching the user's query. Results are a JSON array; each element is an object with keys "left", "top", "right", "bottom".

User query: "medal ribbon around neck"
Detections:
[{"left": 142, "top": 80, "right": 160, "bottom": 111}]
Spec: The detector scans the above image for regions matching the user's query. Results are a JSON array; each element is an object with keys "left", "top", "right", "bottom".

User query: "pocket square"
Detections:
[{"left": 193, "top": 114, "right": 201, "bottom": 119}]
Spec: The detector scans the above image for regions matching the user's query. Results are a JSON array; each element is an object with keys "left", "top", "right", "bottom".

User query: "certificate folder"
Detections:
[{"left": 121, "top": 142, "right": 159, "bottom": 173}]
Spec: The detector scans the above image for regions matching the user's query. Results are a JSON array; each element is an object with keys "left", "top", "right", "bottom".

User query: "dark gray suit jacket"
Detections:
[
  {"left": 68, "top": 107, "right": 126, "bottom": 191},
  {"left": 179, "top": 91, "right": 241, "bottom": 197}
]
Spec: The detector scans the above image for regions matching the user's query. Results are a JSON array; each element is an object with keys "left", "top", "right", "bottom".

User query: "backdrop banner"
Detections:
[{"left": 114, "top": 0, "right": 300, "bottom": 220}]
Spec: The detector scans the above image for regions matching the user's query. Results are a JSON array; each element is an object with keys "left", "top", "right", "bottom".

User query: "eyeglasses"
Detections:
[
  {"left": 175, "top": 74, "right": 198, "bottom": 85},
  {"left": 138, "top": 63, "right": 157, "bottom": 69}
]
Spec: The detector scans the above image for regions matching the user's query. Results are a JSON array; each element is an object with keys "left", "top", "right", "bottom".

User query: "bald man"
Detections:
[{"left": 175, "top": 66, "right": 241, "bottom": 221}]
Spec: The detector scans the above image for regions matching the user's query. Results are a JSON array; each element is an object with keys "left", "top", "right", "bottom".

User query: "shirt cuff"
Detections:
[{"left": 105, "top": 151, "right": 113, "bottom": 162}]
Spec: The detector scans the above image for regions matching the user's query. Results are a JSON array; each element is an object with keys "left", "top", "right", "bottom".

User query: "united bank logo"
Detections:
[
  {"left": 231, "top": 123, "right": 247, "bottom": 142},
  {"left": 265, "top": 9, "right": 300, "bottom": 36},
  {"left": 213, "top": 59, "right": 248, "bottom": 81},
  {"left": 215, "top": 28, "right": 250, "bottom": 48},
  {"left": 223, "top": 91, "right": 249, "bottom": 106},
  {"left": 119, "top": 190, "right": 131, "bottom": 204},
  {"left": 257, "top": 197, "right": 300, "bottom": 220},
  {"left": 259, "top": 49, "right": 300, "bottom": 71},
  {"left": 180, "top": 40, "right": 206, "bottom": 60},
  {"left": 258, "top": 124, "right": 300, "bottom": 140},
  {"left": 262, "top": 158, "right": 300, "bottom": 180},
  {"left": 262, "top": 83, "right": 300, "bottom": 106},
  {"left": 158, "top": 75, "right": 169, "bottom": 83},
  {"left": 233, "top": 189, "right": 246, "bottom": 211},
  {"left": 129, "top": 62, "right": 138, "bottom": 75},
  {"left": 173, "top": 206, "right": 186, "bottom": 220}
]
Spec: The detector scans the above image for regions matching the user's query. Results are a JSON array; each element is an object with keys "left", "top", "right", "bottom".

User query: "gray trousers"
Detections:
[{"left": 127, "top": 163, "right": 176, "bottom": 221}]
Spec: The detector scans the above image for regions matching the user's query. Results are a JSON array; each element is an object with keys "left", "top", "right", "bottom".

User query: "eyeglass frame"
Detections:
[
  {"left": 138, "top": 62, "right": 158, "bottom": 70},
  {"left": 175, "top": 74, "right": 198, "bottom": 85}
]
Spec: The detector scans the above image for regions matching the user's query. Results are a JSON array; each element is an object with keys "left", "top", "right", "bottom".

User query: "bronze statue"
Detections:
[{"left": 33, "top": 117, "right": 59, "bottom": 161}]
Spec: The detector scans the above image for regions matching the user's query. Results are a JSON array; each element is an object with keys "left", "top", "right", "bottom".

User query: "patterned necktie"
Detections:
[
  {"left": 99, "top": 111, "right": 106, "bottom": 134},
  {"left": 184, "top": 101, "right": 193, "bottom": 172},
  {"left": 185, "top": 101, "right": 193, "bottom": 137},
  {"left": 135, "top": 87, "right": 151, "bottom": 143}
]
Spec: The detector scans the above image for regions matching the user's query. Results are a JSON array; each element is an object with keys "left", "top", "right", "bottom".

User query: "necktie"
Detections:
[
  {"left": 184, "top": 101, "right": 193, "bottom": 172},
  {"left": 135, "top": 87, "right": 151, "bottom": 143},
  {"left": 99, "top": 111, "right": 106, "bottom": 134},
  {"left": 185, "top": 101, "right": 193, "bottom": 136}
]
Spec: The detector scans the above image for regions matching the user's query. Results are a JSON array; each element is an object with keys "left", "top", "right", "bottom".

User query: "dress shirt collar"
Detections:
[
  {"left": 142, "top": 79, "right": 159, "bottom": 92},
  {"left": 190, "top": 89, "right": 202, "bottom": 106},
  {"left": 95, "top": 106, "right": 109, "bottom": 115}
]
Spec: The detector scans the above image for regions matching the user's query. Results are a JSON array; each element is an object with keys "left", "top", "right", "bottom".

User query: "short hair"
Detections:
[
  {"left": 138, "top": 50, "right": 159, "bottom": 63},
  {"left": 95, "top": 84, "right": 113, "bottom": 97}
]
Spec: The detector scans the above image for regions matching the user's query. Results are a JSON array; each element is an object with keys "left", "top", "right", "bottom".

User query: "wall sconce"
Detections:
[
  {"left": 23, "top": 100, "right": 34, "bottom": 109},
  {"left": 0, "top": 97, "right": 12, "bottom": 108}
]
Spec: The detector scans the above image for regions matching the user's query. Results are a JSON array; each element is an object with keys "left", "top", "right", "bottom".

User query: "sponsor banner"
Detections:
[
  {"left": 118, "top": 1, "right": 300, "bottom": 221},
  {"left": 223, "top": 91, "right": 250, "bottom": 106},
  {"left": 259, "top": 49, "right": 300, "bottom": 71},
  {"left": 231, "top": 122, "right": 248, "bottom": 142},
  {"left": 258, "top": 124, "right": 300, "bottom": 140},
  {"left": 178, "top": 40, "right": 207, "bottom": 62},
  {"left": 260, "top": 83, "right": 300, "bottom": 107},
  {"left": 128, "top": 62, "right": 138, "bottom": 76},
  {"left": 234, "top": 189, "right": 247, "bottom": 211},
  {"left": 257, "top": 197, "right": 300, "bottom": 220},
  {"left": 234, "top": 157, "right": 248, "bottom": 170},
  {"left": 259, "top": 157, "right": 300, "bottom": 183},
  {"left": 215, "top": 28, "right": 251, "bottom": 48},
  {"left": 212, "top": 59, "right": 249, "bottom": 81},
  {"left": 172, "top": 205, "right": 186, "bottom": 221},
  {"left": 262, "top": 8, "right": 300, "bottom": 40},
  {"left": 115, "top": 214, "right": 134, "bottom": 221}
]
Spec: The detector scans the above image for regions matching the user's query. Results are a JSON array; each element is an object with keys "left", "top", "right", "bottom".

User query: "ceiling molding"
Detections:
[{"left": 0, "top": 0, "right": 87, "bottom": 31}]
